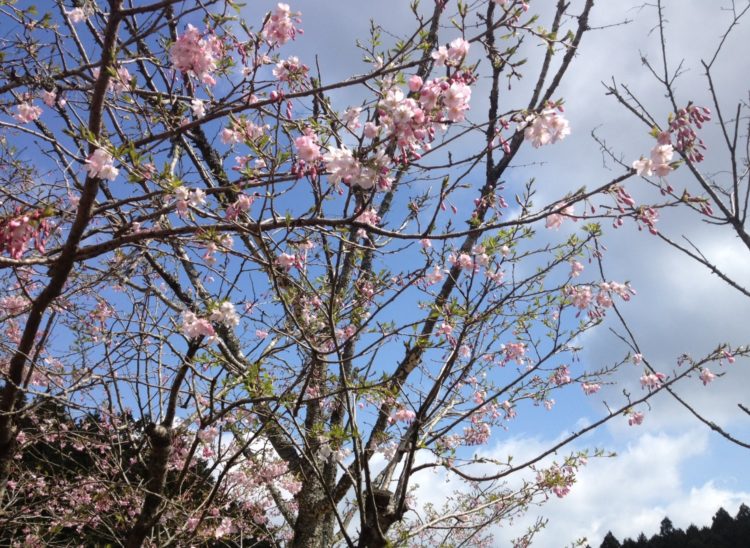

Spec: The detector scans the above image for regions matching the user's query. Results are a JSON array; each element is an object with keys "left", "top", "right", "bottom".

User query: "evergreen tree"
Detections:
[
  {"left": 659, "top": 517, "right": 675, "bottom": 537},
  {"left": 735, "top": 504, "right": 750, "bottom": 540},
  {"left": 600, "top": 531, "right": 622, "bottom": 548}
]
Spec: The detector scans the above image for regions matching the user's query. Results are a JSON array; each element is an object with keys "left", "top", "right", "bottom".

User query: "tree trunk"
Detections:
[
  {"left": 291, "top": 464, "right": 336, "bottom": 548},
  {"left": 125, "top": 424, "right": 173, "bottom": 548}
]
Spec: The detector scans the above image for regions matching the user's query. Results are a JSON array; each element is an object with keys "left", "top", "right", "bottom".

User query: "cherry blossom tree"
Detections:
[{"left": 0, "top": 1, "right": 743, "bottom": 546}]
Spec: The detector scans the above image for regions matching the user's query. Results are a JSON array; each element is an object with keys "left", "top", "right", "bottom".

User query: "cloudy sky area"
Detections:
[{"left": 248, "top": 1, "right": 750, "bottom": 545}]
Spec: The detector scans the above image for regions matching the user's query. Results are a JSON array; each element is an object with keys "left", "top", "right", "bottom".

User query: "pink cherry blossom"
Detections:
[
  {"left": 633, "top": 143, "right": 675, "bottom": 177},
  {"left": 294, "top": 130, "right": 321, "bottom": 163},
  {"left": 551, "top": 365, "right": 571, "bottom": 386},
  {"left": 628, "top": 411, "right": 644, "bottom": 426},
  {"left": 343, "top": 107, "right": 362, "bottom": 130},
  {"left": 174, "top": 187, "right": 206, "bottom": 216},
  {"left": 170, "top": 24, "right": 222, "bottom": 85},
  {"left": 570, "top": 261, "right": 584, "bottom": 277},
  {"left": 84, "top": 149, "right": 119, "bottom": 181},
  {"left": 363, "top": 122, "right": 380, "bottom": 139},
  {"left": 425, "top": 265, "right": 445, "bottom": 285},
  {"left": 596, "top": 290, "right": 613, "bottom": 308},
  {"left": 436, "top": 321, "right": 453, "bottom": 337},
  {"left": 390, "top": 408, "right": 416, "bottom": 423},
  {"left": 226, "top": 194, "right": 254, "bottom": 220},
  {"left": 463, "top": 423, "right": 491, "bottom": 445},
  {"left": 450, "top": 252, "right": 475, "bottom": 271},
  {"left": 181, "top": 311, "right": 216, "bottom": 340},
  {"left": 273, "top": 56, "right": 308, "bottom": 84},
  {"left": 110, "top": 66, "right": 132, "bottom": 94},
  {"left": 699, "top": 368, "right": 716, "bottom": 386},
  {"left": 503, "top": 342, "right": 526, "bottom": 364},
  {"left": 276, "top": 252, "right": 297, "bottom": 271},
  {"left": 0, "top": 210, "right": 50, "bottom": 259},
  {"left": 582, "top": 382, "right": 601, "bottom": 395},
  {"left": 546, "top": 203, "right": 576, "bottom": 230},
  {"left": 632, "top": 157, "right": 653, "bottom": 177},
  {"left": 41, "top": 91, "right": 56, "bottom": 107},
  {"left": 262, "top": 3, "right": 302, "bottom": 46},
  {"left": 523, "top": 108, "right": 571, "bottom": 147},
  {"left": 323, "top": 146, "right": 361, "bottom": 186},
  {"left": 0, "top": 295, "right": 29, "bottom": 315},
  {"left": 213, "top": 517, "right": 236, "bottom": 539},
  {"left": 191, "top": 98, "right": 206, "bottom": 118},
  {"left": 443, "top": 81, "right": 472, "bottom": 122},
  {"left": 220, "top": 127, "right": 241, "bottom": 145},
  {"left": 568, "top": 285, "right": 592, "bottom": 310},
  {"left": 209, "top": 302, "right": 240, "bottom": 328},
  {"left": 13, "top": 102, "right": 42, "bottom": 124},
  {"left": 431, "top": 38, "right": 470, "bottom": 67},
  {"left": 640, "top": 371, "right": 666, "bottom": 390},
  {"left": 408, "top": 75, "right": 423, "bottom": 92},
  {"left": 356, "top": 207, "right": 380, "bottom": 226}
]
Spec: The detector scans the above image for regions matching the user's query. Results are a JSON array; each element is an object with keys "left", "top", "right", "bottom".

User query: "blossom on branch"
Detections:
[
  {"left": 523, "top": 107, "right": 571, "bottom": 147},
  {"left": 84, "top": 149, "right": 119, "bottom": 181}
]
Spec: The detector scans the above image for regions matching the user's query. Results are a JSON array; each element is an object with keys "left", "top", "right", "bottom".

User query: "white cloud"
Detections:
[{"left": 491, "top": 429, "right": 750, "bottom": 546}]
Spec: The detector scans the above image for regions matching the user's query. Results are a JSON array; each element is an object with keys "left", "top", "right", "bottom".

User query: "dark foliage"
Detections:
[{"left": 0, "top": 399, "right": 271, "bottom": 546}]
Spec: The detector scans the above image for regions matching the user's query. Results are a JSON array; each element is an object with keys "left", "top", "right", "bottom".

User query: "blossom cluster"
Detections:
[
  {"left": 65, "top": 7, "right": 88, "bottom": 23},
  {"left": 670, "top": 104, "right": 711, "bottom": 162},
  {"left": 262, "top": 3, "right": 302, "bottom": 46},
  {"left": 210, "top": 302, "right": 241, "bottom": 328},
  {"left": 537, "top": 463, "right": 577, "bottom": 498},
  {"left": 174, "top": 187, "right": 206, "bottom": 217},
  {"left": 431, "top": 37, "right": 470, "bottom": 67},
  {"left": 317, "top": 42, "right": 476, "bottom": 187},
  {"left": 170, "top": 24, "right": 223, "bottom": 85},
  {"left": 566, "top": 280, "right": 635, "bottom": 318},
  {"left": 0, "top": 209, "right": 51, "bottom": 259},
  {"left": 545, "top": 203, "right": 575, "bottom": 230},
  {"left": 632, "top": 104, "right": 711, "bottom": 176},
  {"left": 226, "top": 193, "right": 254, "bottom": 221},
  {"left": 273, "top": 56, "right": 308, "bottom": 87},
  {"left": 294, "top": 129, "right": 322, "bottom": 163},
  {"left": 640, "top": 371, "right": 666, "bottom": 390},
  {"left": 628, "top": 410, "right": 645, "bottom": 426},
  {"left": 180, "top": 303, "right": 240, "bottom": 341},
  {"left": 523, "top": 106, "right": 571, "bottom": 148},
  {"left": 220, "top": 119, "right": 268, "bottom": 145},
  {"left": 84, "top": 149, "right": 119, "bottom": 181},
  {"left": 323, "top": 146, "right": 391, "bottom": 190},
  {"left": 389, "top": 407, "right": 416, "bottom": 424},
  {"left": 632, "top": 140, "right": 674, "bottom": 178},
  {"left": 181, "top": 311, "right": 216, "bottom": 340},
  {"left": 13, "top": 101, "right": 42, "bottom": 124},
  {"left": 378, "top": 75, "right": 472, "bottom": 158}
]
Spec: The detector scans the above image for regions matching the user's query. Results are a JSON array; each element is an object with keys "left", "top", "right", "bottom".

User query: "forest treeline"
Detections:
[{"left": 596, "top": 504, "right": 750, "bottom": 548}]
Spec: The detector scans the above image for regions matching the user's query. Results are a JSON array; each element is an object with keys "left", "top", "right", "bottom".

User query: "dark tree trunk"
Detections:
[{"left": 125, "top": 424, "right": 173, "bottom": 548}]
